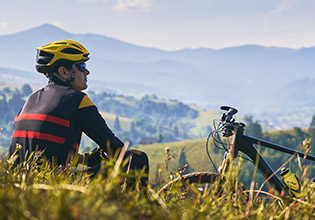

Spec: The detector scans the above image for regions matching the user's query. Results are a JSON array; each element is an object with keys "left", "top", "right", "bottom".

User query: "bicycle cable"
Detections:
[
  {"left": 206, "top": 119, "right": 254, "bottom": 172},
  {"left": 205, "top": 120, "right": 229, "bottom": 172},
  {"left": 206, "top": 130, "right": 218, "bottom": 171}
]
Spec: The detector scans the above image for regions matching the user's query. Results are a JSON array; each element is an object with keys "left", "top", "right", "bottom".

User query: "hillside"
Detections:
[
  {"left": 134, "top": 138, "right": 215, "bottom": 185},
  {"left": 81, "top": 91, "right": 220, "bottom": 149}
]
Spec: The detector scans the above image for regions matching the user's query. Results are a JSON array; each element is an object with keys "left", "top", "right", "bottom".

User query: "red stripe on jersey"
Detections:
[
  {"left": 73, "top": 143, "right": 79, "bottom": 151},
  {"left": 14, "top": 113, "right": 70, "bottom": 127},
  {"left": 12, "top": 131, "right": 65, "bottom": 144}
]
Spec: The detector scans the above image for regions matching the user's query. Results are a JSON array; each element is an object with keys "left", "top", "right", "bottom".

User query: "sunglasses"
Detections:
[{"left": 72, "top": 62, "right": 87, "bottom": 72}]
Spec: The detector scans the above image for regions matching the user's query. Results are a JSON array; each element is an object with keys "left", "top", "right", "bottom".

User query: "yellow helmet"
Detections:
[{"left": 36, "top": 40, "right": 90, "bottom": 74}]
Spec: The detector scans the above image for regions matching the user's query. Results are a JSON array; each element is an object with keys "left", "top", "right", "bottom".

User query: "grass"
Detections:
[
  {"left": 2, "top": 136, "right": 315, "bottom": 219},
  {"left": 0, "top": 144, "right": 315, "bottom": 220},
  {"left": 1, "top": 148, "right": 315, "bottom": 220},
  {"left": 135, "top": 138, "right": 220, "bottom": 185}
]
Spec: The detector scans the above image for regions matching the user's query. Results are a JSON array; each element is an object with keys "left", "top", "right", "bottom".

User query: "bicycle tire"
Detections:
[{"left": 158, "top": 172, "right": 219, "bottom": 195}]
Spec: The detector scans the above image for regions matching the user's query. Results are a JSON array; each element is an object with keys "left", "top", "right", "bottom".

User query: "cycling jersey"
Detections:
[{"left": 9, "top": 78, "right": 124, "bottom": 165}]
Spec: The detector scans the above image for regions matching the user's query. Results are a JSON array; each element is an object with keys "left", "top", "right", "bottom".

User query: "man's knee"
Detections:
[{"left": 126, "top": 150, "right": 149, "bottom": 172}]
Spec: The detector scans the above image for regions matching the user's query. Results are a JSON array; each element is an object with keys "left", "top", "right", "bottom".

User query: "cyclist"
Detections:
[{"left": 8, "top": 40, "right": 149, "bottom": 186}]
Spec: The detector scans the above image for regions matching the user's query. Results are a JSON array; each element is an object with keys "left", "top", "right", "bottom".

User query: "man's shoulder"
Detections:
[
  {"left": 78, "top": 94, "right": 95, "bottom": 109},
  {"left": 56, "top": 87, "right": 94, "bottom": 110}
]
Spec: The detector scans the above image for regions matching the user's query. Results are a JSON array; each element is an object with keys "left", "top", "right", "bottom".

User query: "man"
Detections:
[{"left": 8, "top": 40, "right": 149, "bottom": 186}]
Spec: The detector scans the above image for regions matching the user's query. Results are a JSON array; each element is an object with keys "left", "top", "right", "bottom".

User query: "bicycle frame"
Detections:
[{"left": 231, "top": 126, "right": 315, "bottom": 195}]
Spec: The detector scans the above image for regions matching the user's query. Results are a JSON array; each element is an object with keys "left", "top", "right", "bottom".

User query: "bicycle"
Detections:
[{"left": 158, "top": 106, "right": 315, "bottom": 199}]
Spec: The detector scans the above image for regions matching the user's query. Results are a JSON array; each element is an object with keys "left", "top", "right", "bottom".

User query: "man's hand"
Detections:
[{"left": 82, "top": 146, "right": 108, "bottom": 167}]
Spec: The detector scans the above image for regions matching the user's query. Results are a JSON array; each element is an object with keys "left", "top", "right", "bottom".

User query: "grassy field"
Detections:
[
  {"left": 1, "top": 147, "right": 315, "bottom": 220},
  {"left": 134, "top": 138, "right": 221, "bottom": 185}
]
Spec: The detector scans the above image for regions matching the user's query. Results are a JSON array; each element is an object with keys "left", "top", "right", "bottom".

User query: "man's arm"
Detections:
[{"left": 75, "top": 95, "right": 124, "bottom": 155}]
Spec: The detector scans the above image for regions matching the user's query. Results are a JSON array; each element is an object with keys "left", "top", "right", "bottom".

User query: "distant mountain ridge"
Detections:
[
  {"left": 0, "top": 67, "right": 45, "bottom": 85},
  {"left": 277, "top": 77, "right": 315, "bottom": 106},
  {"left": 0, "top": 24, "right": 314, "bottom": 129}
]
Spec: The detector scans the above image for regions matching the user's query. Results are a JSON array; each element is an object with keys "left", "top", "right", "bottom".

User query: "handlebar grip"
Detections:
[{"left": 220, "top": 106, "right": 238, "bottom": 116}]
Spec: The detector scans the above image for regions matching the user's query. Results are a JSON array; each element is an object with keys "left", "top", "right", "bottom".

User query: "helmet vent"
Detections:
[
  {"left": 60, "top": 48, "right": 83, "bottom": 54},
  {"left": 71, "top": 43, "right": 82, "bottom": 49},
  {"left": 37, "top": 51, "right": 54, "bottom": 64}
]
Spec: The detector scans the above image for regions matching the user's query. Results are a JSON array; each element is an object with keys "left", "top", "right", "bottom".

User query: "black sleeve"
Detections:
[{"left": 75, "top": 105, "right": 124, "bottom": 155}]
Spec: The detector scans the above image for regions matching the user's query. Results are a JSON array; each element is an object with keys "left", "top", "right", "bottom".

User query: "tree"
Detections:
[
  {"left": 3, "top": 87, "right": 10, "bottom": 94},
  {"left": 0, "top": 94, "right": 8, "bottom": 116},
  {"left": 21, "top": 84, "right": 33, "bottom": 96},
  {"left": 157, "top": 134, "right": 163, "bottom": 143},
  {"left": 243, "top": 115, "right": 263, "bottom": 139},
  {"left": 114, "top": 116, "right": 122, "bottom": 131},
  {"left": 8, "top": 90, "right": 24, "bottom": 116},
  {"left": 130, "top": 122, "right": 138, "bottom": 139},
  {"left": 309, "top": 115, "right": 315, "bottom": 147}
]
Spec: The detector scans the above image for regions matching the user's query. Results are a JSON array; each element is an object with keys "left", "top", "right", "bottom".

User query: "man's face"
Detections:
[
  {"left": 72, "top": 63, "right": 90, "bottom": 91},
  {"left": 60, "top": 62, "right": 90, "bottom": 91}
]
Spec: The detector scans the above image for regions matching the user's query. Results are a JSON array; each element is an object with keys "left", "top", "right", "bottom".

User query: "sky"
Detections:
[{"left": 1, "top": 0, "right": 315, "bottom": 50}]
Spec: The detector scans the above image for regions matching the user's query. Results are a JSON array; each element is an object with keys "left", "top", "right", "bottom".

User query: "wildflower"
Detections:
[{"left": 165, "top": 147, "right": 169, "bottom": 153}]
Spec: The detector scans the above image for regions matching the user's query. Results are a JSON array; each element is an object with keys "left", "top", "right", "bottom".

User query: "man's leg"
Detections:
[{"left": 123, "top": 150, "right": 149, "bottom": 188}]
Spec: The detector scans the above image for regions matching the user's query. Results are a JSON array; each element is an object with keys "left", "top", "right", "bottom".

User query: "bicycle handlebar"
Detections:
[
  {"left": 220, "top": 106, "right": 238, "bottom": 123},
  {"left": 220, "top": 106, "right": 245, "bottom": 137}
]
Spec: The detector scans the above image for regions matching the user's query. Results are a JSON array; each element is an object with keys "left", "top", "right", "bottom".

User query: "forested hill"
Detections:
[
  {"left": 86, "top": 91, "right": 204, "bottom": 147},
  {"left": 0, "top": 83, "right": 33, "bottom": 152},
  {"left": 0, "top": 82, "right": 219, "bottom": 152}
]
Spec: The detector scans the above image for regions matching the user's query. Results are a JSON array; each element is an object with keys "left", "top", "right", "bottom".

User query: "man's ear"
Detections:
[{"left": 57, "top": 66, "right": 70, "bottom": 79}]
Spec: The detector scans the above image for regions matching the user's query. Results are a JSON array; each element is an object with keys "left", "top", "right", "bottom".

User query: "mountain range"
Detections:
[{"left": 0, "top": 24, "right": 314, "bottom": 129}]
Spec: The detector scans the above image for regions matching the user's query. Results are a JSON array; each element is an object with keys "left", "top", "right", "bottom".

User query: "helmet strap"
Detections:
[
  {"left": 52, "top": 72, "right": 67, "bottom": 83},
  {"left": 52, "top": 71, "right": 76, "bottom": 89},
  {"left": 69, "top": 72, "right": 76, "bottom": 88}
]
